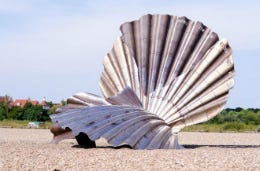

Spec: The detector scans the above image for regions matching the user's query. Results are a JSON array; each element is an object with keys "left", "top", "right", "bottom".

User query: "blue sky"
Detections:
[{"left": 0, "top": 0, "right": 260, "bottom": 108}]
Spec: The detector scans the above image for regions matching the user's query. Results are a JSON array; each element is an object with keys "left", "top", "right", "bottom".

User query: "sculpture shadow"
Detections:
[
  {"left": 72, "top": 144, "right": 132, "bottom": 149},
  {"left": 72, "top": 132, "right": 133, "bottom": 149},
  {"left": 183, "top": 144, "right": 260, "bottom": 149},
  {"left": 70, "top": 132, "right": 260, "bottom": 149},
  {"left": 72, "top": 144, "right": 260, "bottom": 149}
]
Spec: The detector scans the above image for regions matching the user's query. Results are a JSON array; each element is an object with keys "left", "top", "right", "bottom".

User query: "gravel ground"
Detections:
[{"left": 0, "top": 128, "right": 260, "bottom": 170}]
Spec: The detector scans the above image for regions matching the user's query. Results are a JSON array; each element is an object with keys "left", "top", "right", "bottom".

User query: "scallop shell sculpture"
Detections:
[{"left": 50, "top": 14, "right": 235, "bottom": 149}]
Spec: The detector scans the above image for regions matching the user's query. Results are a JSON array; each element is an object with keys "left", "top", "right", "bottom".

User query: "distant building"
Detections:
[
  {"left": 0, "top": 96, "right": 13, "bottom": 108},
  {"left": 40, "top": 97, "right": 50, "bottom": 110},
  {"left": 13, "top": 99, "right": 39, "bottom": 108},
  {"left": 3, "top": 96, "right": 51, "bottom": 109}
]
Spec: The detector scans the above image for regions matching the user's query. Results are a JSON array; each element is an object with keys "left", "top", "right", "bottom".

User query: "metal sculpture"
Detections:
[{"left": 50, "top": 14, "right": 235, "bottom": 149}]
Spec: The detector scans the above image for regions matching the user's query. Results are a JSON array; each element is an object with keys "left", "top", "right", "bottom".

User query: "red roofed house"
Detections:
[
  {"left": 40, "top": 97, "right": 50, "bottom": 110},
  {"left": 14, "top": 99, "right": 39, "bottom": 108}
]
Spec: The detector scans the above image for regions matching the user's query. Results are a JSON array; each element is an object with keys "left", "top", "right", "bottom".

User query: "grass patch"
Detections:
[
  {"left": 1, "top": 120, "right": 259, "bottom": 132},
  {"left": 0, "top": 119, "right": 52, "bottom": 129},
  {"left": 182, "top": 122, "right": 259, "bottom": 132}
]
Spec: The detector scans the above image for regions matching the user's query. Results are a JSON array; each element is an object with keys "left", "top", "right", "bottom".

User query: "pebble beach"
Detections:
[{"left": 0, "top": 128, "right": 260, "bottom": 170}]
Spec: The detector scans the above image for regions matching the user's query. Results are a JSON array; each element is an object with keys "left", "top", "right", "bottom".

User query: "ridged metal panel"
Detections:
[{"left": 50, "top": 105, "right": 182, "bottom": 149}]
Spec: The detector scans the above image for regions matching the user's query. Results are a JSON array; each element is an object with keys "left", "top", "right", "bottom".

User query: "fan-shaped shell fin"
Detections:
[
  {"left": 106, "top": 87, "right": 143, "bottom": 108},
  {"left": 50, "top": 105, "right": 183, "bottom": 149},
  {"left": 57, "top": 92, "right": 110, "bottom": 112},
  {"left": 101, "top": 37, "right": 141, "bottom": 99},
  {"left": 69, "top": 92, "right": 110, "bottom": 106},
  {"left": 95, "top": 14, "right": 235, "bottom": 145}
]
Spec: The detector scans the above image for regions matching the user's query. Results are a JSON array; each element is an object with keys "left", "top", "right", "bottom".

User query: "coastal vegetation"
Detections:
[{"left": 183, "top": 108, "right": 260, "bottom": 132}]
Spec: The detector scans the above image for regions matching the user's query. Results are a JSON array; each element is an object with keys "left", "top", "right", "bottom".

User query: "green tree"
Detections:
[
  {"left": 0, "top": 102, "right": 7, "bottom": 120},
  {"left": 47, "top": 101, "right": 53, "bottom": 108},
  {"left": 48, "top": 104, "right": 62, "bottom": 114},
  {"left": 61, "top": 99, "right": 67, "bottom": 106},
  {"left": 207, "top": 108, "right": 260, "bottom": 126},
  {"left": 21, "top": 102, "right": 50, "bottom": 121},
  {"left": 8, "top": 106, "right": 23, "bottom": 120}
]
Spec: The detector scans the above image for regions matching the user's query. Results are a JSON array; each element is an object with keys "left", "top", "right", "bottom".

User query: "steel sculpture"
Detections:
[{"left": 50, "top": 14, "right": 235, "bottom": 149}]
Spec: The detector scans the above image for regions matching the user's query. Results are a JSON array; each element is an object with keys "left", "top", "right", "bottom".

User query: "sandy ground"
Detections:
[{"left": 0, "top": 128, "right": 260, "bottom": 170}]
